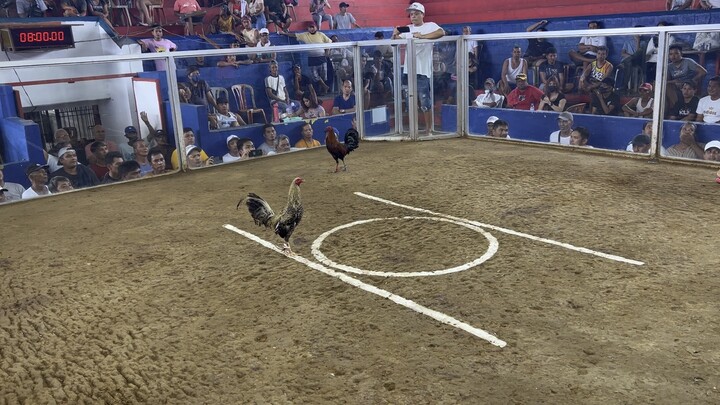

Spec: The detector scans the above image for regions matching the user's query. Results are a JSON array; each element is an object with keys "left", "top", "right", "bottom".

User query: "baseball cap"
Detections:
[
  {"left": 639, "top": 83, "right": 653, "bottom": 92},
  {"left": 558, "top": 112, "right": 573, "bottom": 122},
  {"left": 185, "top": 144, "right": 201, "bottom": 156},
  {"left": 226, "top": 135, "right": 240, "bottom": 145},
  {"left": 406, "top": 2, "right": 425, "bottom": 13},
  {"left": 25, "top": 163, "right": 48, "bottom": 176},
  {"left": 632, "top": 134, "right": 651, "bottom": 146},
  {"left": 704, "top": 140, "right": 720, "bottom": 151},
  {"left": 515, "top": 73, "right": 527, "bottom": 81},
  {"left": 486, "top": 116, "right": 499, "bottom": 124},
  {"left": 125, "top": 126, "right": 138, "bottom": 134},
  {"left": 484, "top": 78, "right": 495, "bottom": 86},
  {"left": 0, "top": 187, "right": 7, "bottom": 193},
  {"left": 58, "top": 147, "right": 75, "bottom": 159},
  {"left": 259, "top": 28, "right": 269, "bottom": 35},
  {"left": 339, "top": 2, "right": 349, "bottom": 7}
]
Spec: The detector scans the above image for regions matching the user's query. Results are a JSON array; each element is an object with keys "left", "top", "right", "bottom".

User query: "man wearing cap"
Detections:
[
  {"left": 506, "top": 73, "right": 543, "bottom": 110},
  {"left": 256, "top": 28, "right": 275, "bottom": 62},
  {"left": 281, "top": 22, "right": 333, "bottom": 95},
  {"left": 0, "top": 167, "right": 25, "bottom": 202},
  {"left": 392, "top": 2, "right": 445, "bottom": 135},
  {"left": 120, "top": 126, "right": 140, "bottom": 161},
  {"left": 703, "top": 140, "right": 720, "bottom": 161},
  {"left": 50, "top": 147, "right": 100, "bottom": 189},
  {"left": 622, "top": 83, "right": 654, "bottom": 118},
  {"left": 223, "top": 135, "right": 243, "bottom": 163},
  {"left": 84, "top": 125, "right": 119, "bottom": 165},
  {"left": 549, "top": 112, "right": 574, "bottom": 145},
  {"left": 696, "top": 76, "right": 720, "bottom": 123},
  {"left": 185, "top": 145, "right": 210, "bottom": 169},
  {"left": 334, "top": 2, "right": 360, "bottom": 29},
  {"left": 210, "top": 95, "right": 246, "bottom": 130},
  {"left": 474, "top": 78, "right": 504, "bottom": 108},
  {"left": 591, "top": 77, "right": 621, "bottom": 116},
  {"left": 171, "top": 128, "right": 210, "bottom": 169},
  {"left": 484, "top": 116, "right": 498, "bottom": 136},
  {"left": 22, "top": 164, "right": 51, "bottom": 199}
]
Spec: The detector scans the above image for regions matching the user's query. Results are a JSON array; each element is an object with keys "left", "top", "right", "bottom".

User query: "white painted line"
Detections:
[
  {"left": 311, "top": 216, "right": 499, "bottom": 277},
  {"left": 354, "top": 192, "right": 645, "bottom": 266},
  {"left": 223, "top": 224, "right": 507, "bottom": 348}
]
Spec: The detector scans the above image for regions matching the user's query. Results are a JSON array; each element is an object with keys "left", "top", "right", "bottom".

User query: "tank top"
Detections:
[
  {"left": 504, "top": 58, "right": 526, "bottom": 83},
  {"left": 635, "top": 97, "right": 654, "bottom": 113}
]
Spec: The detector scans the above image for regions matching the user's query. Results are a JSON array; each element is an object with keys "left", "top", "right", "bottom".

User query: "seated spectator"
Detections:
[
  {"left": 88, "top": 141, "right": 110, "bottom": 179},
  {"left": 579, "top": 46, "right": 613, "bottom": 93},
  {"left": 138, "top": 25, "right": 177, "bottom": 71},
  {"left": 667, "top": 0, "right": 692, "bottom": 10},
  {"left": 170, "top": 128, "right": 209, "bottom": 169},
  {"left": 295, "top": 122, "right": 322, "bottom": 148},
  {"left": 667, "top": 81, "right": 699, "bottom": 121},
  {"left": 185, "top": 145, "right": 209, "bottom": 169},
  {"left": 84, "top": 124, "right": 119, "bottom": 164},
  {"left": 332, "top": 80, "right": 357, "bottom": 115},
  {"left": 374, "top": 31, "right": 393, "bottom": 60},
  {"left": 210, "top": 4, "right": 240, "bottom": 35},
  {"left": 238, "top": 137, "right": 258, "bottom": 159},
  {"left": 667, "top": 45, "right": 707, "bottom": 110},
  {"left": 88, "top": 0, "right": 114, "bottom": 31},
  {"left": 131, "top": 139, "right": 152, "bottom": 176},
  {"left": 246, "top": 0, "right": 266, "bottom": 30},
  {"left": 700, "top": 0, "right": 720, "bottom": 9},
  {"left": 240, "top": 16, "right": 260, "bottom": 47},
  {"left": 591, "top": 77, "right": 621, "bottom": 116},
  {"left": 490, "top": 119, "right": 510, "bottom": 139},
  {"left": 16, "top": 0, "right": 48, "bottom": 17},
  {"left": 330, "top": 35, "right": 355, "bottom": 83},
  {"left": 666, "top": 122, "right": 704, "bottom": 159},
  {"left": 61, "top": 0, "right": 87, "bottom": 16},
  {"left": 474, "top": 78, "right": 504, "bottom": 108},
  {"left": 185, "top": 66, "right": 218, "bottom": 112},
  {"left": 21, "top": 164, "right": 50, "bottom": 199},
  {"left": 50, "top": 147, "right": 100, "bottom": 189},
  {"left": 524, "top": 20, "right": 553, "bottom": 67},
  {"left": 280, "top": 22, "right": 332, "bottom": 95},
  {"left": 136, "top": 0, "right": 155, "bottom": 26},
  {"left": 102, "top": 151, "right": 124, "bottom": 184},
  {"left": 310, "top": 0, "right": 332, "bottom": 30},
  {"left": 498, "top": 46, "right": 528, "bottom": 96},
  {"left": 255, "top": 28, "right": 275, "bottom": 62},
  {"left": 569, "top": 20, "right": 606, "bottom": 66},
  {"left": 538, "top": 47, "right": 566, "bottom": 92},
  {"left": 703, "top": 140, "right": 720, "bottom": 161},
  {"left": 118, "top": 160, "right": 142, "bottom": 181},
  {"left": 174, "top": 0, "right": 205, "bottom": 36},
  {"left": 298, "top": 90, "right": 326, "bottom": 119},
  {"left": 616, "top": 28, "right": 647, "bottom": 93},
  {"left": 334, "top": 2, "right": 360, "bottom": 29},
  {"left": 210, "top": 95, "right": 247, "bottom": 129},
  {"left": 119, "top": 126, "right": 139, "bottom": 161},
  {"left": 622, "top": 83, "right": 654, "bottom": 118},
  {"left": 217, "top": 51, "right": 252, "bottom": 68},
  {"left": 570, "top": 126, "right": 592, "bottom": 147},
  {"left": 292, "top": 64, "right": 315, "bottom": 101},
  {"left": 47, "top": 141, "right": 71, "bottom": 173},
  {"left": 275, "top": 135, "right": 294, "bottom": 153},
  {"left": 265, "top": 60, "right": 293, "bottom": 113},
  {"left": 506, "top": 73, "right": 543, "bottom": 110},
  {"left": 145, "top": 147, "right": 170, "bottom": 176},
  {"left": 484, "top": 116, "right": 499, "bottom": 136},
  {"left": 363, "top": 50, "right": 393, "bottom": 108},
  {"left": 696, "top": 76, "right": 720, "bottom": 123},
  {"left": 629, "top": 134, "right": 651, "bottom": 153},
  {"left": 0, "top": 167, "right": 25, "bottom": 202},
  {"left": 549, "top": 111, "right": 574, "bottom": 145},
  {"left": 266, "top": 0, "right": 292, "bottom": 32},
  {"left": 223, "top": 135, "right": 243, "bottom": 162},
  {"left": 538, "top": 77, "right": 566, "bottom": 112},
  {"left": 48, "top": 176, "right": 73, "bottom": 194},
  {"left": 258, "top": 123, "right": 278, "bottom": 155}
]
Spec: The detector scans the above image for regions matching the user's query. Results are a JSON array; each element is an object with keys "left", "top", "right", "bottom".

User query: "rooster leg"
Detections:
[
  {"left": 333, "top": 162, "right": 340, "bottom": 173},
  {"left": 342, "top": 160, "right": 348, "bottom": 172},
  {"left": 281, "top": 242, "right": 295, "bottom": 255}
]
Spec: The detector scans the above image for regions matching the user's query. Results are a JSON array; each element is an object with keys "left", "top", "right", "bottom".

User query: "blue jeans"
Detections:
[
  {"left": 403, "top": 74, "right": 432, "bottom": 112},
  {"left": 253, "top": 13, "right": 267, "bottom": 30}
]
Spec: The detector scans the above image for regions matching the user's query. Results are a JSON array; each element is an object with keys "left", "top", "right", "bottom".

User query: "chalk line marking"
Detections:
[
  {"left": 223, "top": 224, "right": 507, "bottom": 347},
  {"left": 354, "top": 192, "right": 645, "bottom": 266},
  {"left": 311, "top": 216, "right": 499, "bottom": 277}
]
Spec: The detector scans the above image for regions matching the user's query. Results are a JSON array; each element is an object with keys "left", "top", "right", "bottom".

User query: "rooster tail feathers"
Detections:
[
  {"left": 344, "top": 128, "right": 360, "bottom": 152},
  {"left": 244, "top": 193, "right": 276, "bottom": 227}
]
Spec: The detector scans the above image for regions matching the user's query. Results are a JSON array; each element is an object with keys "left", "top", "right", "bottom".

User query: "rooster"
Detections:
[
  {"left": 238, "top": 177, "right": 304, "bottom": 254},
  {"left": 325, "top": 126, "right": 359, "bottom": 173}
]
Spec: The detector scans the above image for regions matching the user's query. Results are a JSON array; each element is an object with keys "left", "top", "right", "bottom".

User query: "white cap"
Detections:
[
  {"left": 58, "top": 147, "right": 75, "bottom": 158},
  {"left": 704, "top": 140, "right": 720, "bottom": 151},
  {"left": 226, "top": 135, "right": 239, "bottom": 145},
  {"left": 406, "top": 2, "right": 425, "bottom": 13},
  {"left": 259, "top": 28, "right": 269, "bottom": 35},
  {"left": 185, "top": 144, "right": 200, "bottom": 156},
  {"left": 486, "top": 116, "right": 499, "bottom": 124}
]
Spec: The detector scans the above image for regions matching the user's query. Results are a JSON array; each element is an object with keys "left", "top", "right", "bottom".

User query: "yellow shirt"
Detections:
[
  {"left": 294, "top": 138, "right": 321, "bottom": 148},
  {"left": 171, "top": 148, "right": 209, "bottom": 169}
]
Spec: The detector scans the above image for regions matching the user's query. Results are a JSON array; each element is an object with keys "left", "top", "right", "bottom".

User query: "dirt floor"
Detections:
[{"left": 1, "top": 138, "right": 719, "bottom": 404}]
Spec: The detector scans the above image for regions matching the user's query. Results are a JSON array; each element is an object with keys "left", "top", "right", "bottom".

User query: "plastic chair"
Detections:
[
  {"left": 231, "top": 84, "right": 267, "bottom": 124},
  {"left": 210, "top": 86, "right": 229, "bottom": 114},
  {"left": 149, "top": 0, "right": 166, "bottom": 25},
  {"left": 566, "top": 103, "right": 586, "bottom": 114},
  {"left": 286, "top": 4, "right": 296, "bottom": 20},
  {"left": 109, "top": 0, "right": 133, "bottom": 26}
]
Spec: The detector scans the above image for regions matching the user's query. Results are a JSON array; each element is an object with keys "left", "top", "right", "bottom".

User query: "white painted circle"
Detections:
[{"left": 311, "top": 216, "right": 498, "bottom": 277}]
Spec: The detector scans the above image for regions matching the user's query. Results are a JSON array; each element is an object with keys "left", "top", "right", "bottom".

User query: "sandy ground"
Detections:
[{"left": 1, "top": 138, "right": 719, "bottom": 404}]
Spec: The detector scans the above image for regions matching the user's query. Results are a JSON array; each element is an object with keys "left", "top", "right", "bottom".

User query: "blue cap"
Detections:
[{"left": 124, "top": 126, "right": 138, "bottom": 134}]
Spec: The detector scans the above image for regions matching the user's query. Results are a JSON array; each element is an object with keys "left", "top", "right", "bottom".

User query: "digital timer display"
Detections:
[{"left": 3, "top": 26, "right": 75, "bottom": 51}]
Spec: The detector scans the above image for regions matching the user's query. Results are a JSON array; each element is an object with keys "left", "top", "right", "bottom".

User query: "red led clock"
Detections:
[{"left": 1, "top": 26, "right": 75, "bottom": 52}]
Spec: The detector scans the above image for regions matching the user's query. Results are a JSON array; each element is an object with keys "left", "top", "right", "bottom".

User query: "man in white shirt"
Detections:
[
  {"left": 474, "top": 78, "right": 504, "bottom": 108},
  {"left": 569, "top": 20, "right": 607, "bottom": 67},
  {"left": 392, "top": 2, "right": 445, "bottom": 135},
  {"left": 334, "top": 2, "right": 360, "bottom": 29},
  {"left": 22, "top": 164, "right": 51, "bottom": 199},
  {"left": 0, "top": 167, "right": 25, "bottom": 202},
  {"left": 549, "top": 111, "right": 573, "bottom": 145},
  {"left": 264, "top": 60, "right": 292, "bottom": 113},
  {"left": 696, "top": 76, "right": 720, "bottom": 123}
]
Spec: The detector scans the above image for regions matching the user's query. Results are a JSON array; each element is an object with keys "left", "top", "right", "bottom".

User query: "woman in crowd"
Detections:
[{"left": 538, "top": 77, "right": 567, "bottom": 112}]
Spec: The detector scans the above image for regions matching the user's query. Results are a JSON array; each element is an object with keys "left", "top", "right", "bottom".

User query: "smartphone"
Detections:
[
  {"left": 396, "top": 26, "right": 410, "bottom": 33},
  {"left": 249, "top": 149, "right": 263, "bottom": 157}
]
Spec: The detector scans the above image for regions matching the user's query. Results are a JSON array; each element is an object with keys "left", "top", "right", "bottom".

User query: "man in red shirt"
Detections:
[{"left": 506, "top": 73, "right": 544, "bottom": 110}]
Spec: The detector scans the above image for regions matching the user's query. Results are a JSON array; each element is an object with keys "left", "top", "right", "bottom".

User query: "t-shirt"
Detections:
[
  {"left": 696, "top": 95, "right": 720, "bottom": 123},
  {"left": 507, "top": 85, "right": 544, "bottom": 110},
  {"left": 139, "top": 38, "right": 177, "bottom": 71},
  {"left": 294, "top": 138, "right": 321, "bottom": 148},
  {"left": 538, "top": 61, "right": 565, "bottom": 82},
  {"left": 223, "top": 153, "right": 242, "bottom": 163},
  {"left": 668, "top": 58, "right": 702, "bottom": 83},
  {"left": 258, "top": 142, "right": 276, "bottom": 155},
  {"left": 295, "top": 32, "right": 332, "bottom": 57},
  {"left": 0, "top": 181, "right": 25, "bottom": 201},
  {"left": 170, "top": 148, "right": 209, "bottom": 169},
  {"left": 50, "top": 165, "right": 100, "bottom": 189},
  {"left": 22, "top": 186, "right": 51, "bottom": 199},
  {"left": 333, "top": 94, "right": 356, "bottom": 111},
  {"left": 173, "top": 0, "right": 201, "bottom": 15},
  {"left": 334, "top": 12, "right": 356, "bottom": 29},
  {"left": 591, "top": 92, "right": 621, "bottom": 116},
  {"left": 265, "top": 75, "right": 287, "bottom": 102},
  {"left": 668, "top": 96, "right": 699, "bottom": 119},
  {"left": 578, "top": 36, "right": 606, "bottom": 56},
  {"left": 525, "top": 39, "right": 554, "bottom": 58},
  {"left": 400, "top": 21, "right": 444, "bottom": 78},
  {"left": 549, "top": 130, "right": 571, "bottom": 145}
]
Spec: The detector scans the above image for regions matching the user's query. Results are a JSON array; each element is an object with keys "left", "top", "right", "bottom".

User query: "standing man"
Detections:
[
  {"left": 334, "top": 2, "right": 360, "bottom": 29},
  {"left": 392, "top": 2, "right": 445, "bottom": 136},
  {"left": 138, "top": 25, "right": 177, "bottom": 71}
]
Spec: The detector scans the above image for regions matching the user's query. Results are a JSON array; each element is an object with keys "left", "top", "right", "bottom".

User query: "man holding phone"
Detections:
[{"left": 392, "top": 2, "right": 444, "bottom": 136}]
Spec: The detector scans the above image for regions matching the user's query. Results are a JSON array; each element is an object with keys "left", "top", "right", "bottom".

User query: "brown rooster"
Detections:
[
  {"left": 325, "top": 126, "right": 360, "bottom": 172},
  {"left": 238, "top": 177, "right": 304, "bottom": 254}
]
